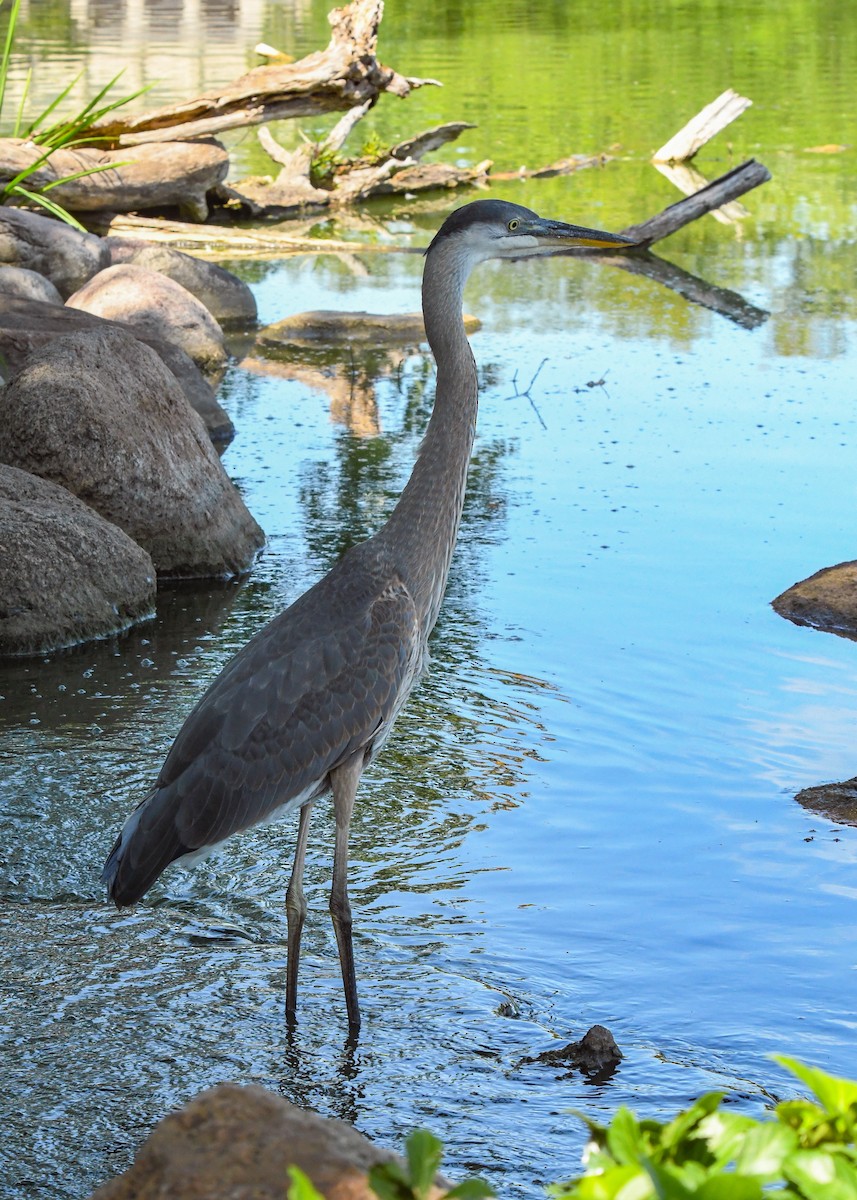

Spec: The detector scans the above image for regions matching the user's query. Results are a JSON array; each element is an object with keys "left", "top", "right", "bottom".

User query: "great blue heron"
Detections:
[{"left": 102, "top": 199, "right": 633, "bottom": 1031}]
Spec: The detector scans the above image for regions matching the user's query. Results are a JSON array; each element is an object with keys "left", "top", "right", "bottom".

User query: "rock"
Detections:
[
  {"left": 0, "top": 464, "right": 155, "bottom": 657},
  {"left": 89, "top": 1085, "right": 448, "bottom": 1200},
  {"left": 106, "top": 239, "right": 257, "bottom": 326},
  {"left": 0, "top": 137, "right": 228, "bottom": 222},
  {"left": 521, "top": 1024, "right": 623, "bottom": 1079},
  {"left": 795, "top": 777, "right": 857, "bottom": 826},
  {"left": 0, "top": 207, "right": 109, "bottom": 298},
  {"left": 0, "top": 296, "right": 233, "bottom": 442},
  {"left": 258, "top": 309, "right": 481, "bottom": 349},
  {"left": 0, "top": 328, "right": 264, "bottom": 579},
  {"left": 66, "top": 264, "right": 228, "bottom": 371},
  {"left": 772, "top": 561, "right": 857, "bottom": 641},
  {"left": 0, "top": 264, "right": 63, "bottom": 304}
]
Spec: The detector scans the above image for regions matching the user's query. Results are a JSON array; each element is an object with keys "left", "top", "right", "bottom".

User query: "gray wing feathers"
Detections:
[{"left": 105, "top": 557, "right": 420, "bottom": 905}]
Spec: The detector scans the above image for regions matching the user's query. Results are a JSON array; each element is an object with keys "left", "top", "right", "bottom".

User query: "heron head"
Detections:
[{"left": 426, "top": 199, "right": 636, "bottom": 263}]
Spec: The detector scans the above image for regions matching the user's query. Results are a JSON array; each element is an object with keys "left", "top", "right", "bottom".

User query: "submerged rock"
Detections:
[
  {"left": 795, "top": 777, "right": 857, "bottom": 826},
  {"left": 0, "top": 207, "right": 109, "bottom": 298},
  {"left": 0, "top": 328, "right": 263, "bottom": 579},
  {"left": 521, "top": 1024, "right": 623, "bottom": 1079},
  {"left": 772, "top": 561, "right": 857, "bottom": 641},
  {"left": 66, "top": 263, "right": 228, "bottom": 371},
  {"left": 106, "top": 239, "right": 257, "bottom": 326},
  {"left": 258, "top": 308, "right": 481, "bottom": 349},
  {"left": 89, "top": 1084, "right": 448, "bottom": 1200},
  {"left": 0, "top": 464, "right": 155, "bottom": 657}
]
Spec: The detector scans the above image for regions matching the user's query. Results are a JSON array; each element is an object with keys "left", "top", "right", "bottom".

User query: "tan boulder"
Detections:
[
  {"left": 0, "top": 327, "right": 263, "bottom": 579},
  {"left": 89, "top": 1085, "right": 447, "bottom": 1200},
  {"left": 0, "top": 464, "right": 155, "bottom": 657},
  {"left": 67, "top": 263, "right": 228, "bottom": 371}
]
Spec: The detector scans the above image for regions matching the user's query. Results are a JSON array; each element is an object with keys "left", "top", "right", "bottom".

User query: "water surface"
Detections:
[{"left": 2, "top": 1, "right": 857, "bottom": 1197}]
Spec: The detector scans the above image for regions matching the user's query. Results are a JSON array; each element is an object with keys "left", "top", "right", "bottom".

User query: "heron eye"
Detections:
[{"left": 508, "top": 219, "right": 519, "bottom": 231}]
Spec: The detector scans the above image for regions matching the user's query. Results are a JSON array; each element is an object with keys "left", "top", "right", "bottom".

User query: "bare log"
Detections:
[
  {"left": 653, "top": 89, "right": 752, "bottom": 163},
  {"left": 390, "top": 123, "right": 476, "bottom": 160},
  {"left": 652, "top": 161, "right": 749, "bottom": 225},
  {"left": 80, "top": 212, "right": 412, "bottom": 258},
  {"left": 620, "top": 159, "right": 771, "bottom": 245},
  {"left": 491, "top": 153, "right": 609, "bottom": 181},
  {"left": 0, "top": 138, "right": 227, "bottom": 221},
  {"left": 85, "top": 0, "right": 437, "bottom": 147}
]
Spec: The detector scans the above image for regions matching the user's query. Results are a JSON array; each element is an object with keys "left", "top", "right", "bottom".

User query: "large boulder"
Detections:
[
  {"left": 0, "top": 264, "right": 63, "bottom": 304},
  {"left": 0, "top": 464, "right": 155, "bottom": 657},
  {"left": 0, "top": 207, "right": 109, "bottom": 298},
  {"left": 106, "top": 239, "right": 257, "bottom": 326},
  {"left": 66, "top": 264, "right": 228, "bottom": 371},
  {"left": 0, "top": 328, "right": 264, "bottom": 579},
  {"left": 0, "top": 296, "right": 233, "bottom": 442},
  {"left": 90, "top": 1085, "right": 446, "bottom": 1200}
]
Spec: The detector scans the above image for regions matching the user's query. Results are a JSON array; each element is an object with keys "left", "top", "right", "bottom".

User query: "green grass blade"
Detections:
[
  {"left": 7, "top": 182, "right": 86, "bottom": 229},
  {"left": 13, "top": 62, "right": 29, "bottom": 134},
  {"left": 40, "top": 158, "right": 131, "bottom": 190},
  {"left": 0, "top": 0, "right": 25, "bottom": 125},
  {"left": 25, "top": 69, "right": 84, "bottom": 139}
]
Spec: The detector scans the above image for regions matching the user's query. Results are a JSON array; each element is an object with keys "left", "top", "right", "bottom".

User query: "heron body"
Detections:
[{"left": 102, "top": 199, "right": 633, "bottom": 1030}]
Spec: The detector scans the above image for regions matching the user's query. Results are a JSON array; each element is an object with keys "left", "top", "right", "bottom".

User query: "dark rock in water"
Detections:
[
  {"left": 0, "top": 464, "right": 155, "bottom": 657},
  {"left": 106, "top": 239, "right": 257, "bottom": 326},
  {"left": 772, "top": 561, "right": 857, "bottom": 641},
  {"left": 0, "top": 328, "right": 264, "bottom": 579},
  {"left": 0, "top": 296, "right": 233, "bottom": 443},
  {"left": 66, "top": 263, "right": 228, "bottom": 371},
  {"left": 795, "top": 777, "right": 857, "bottom": 827},
  {"left": 89, "top": 1083, "right": 448, "bottom": 1200},
  {"left": 0, "top": 207, "right": 109, "bottom": 297},
  {"left": 0, "top": 264, "right": 63, "bottom": 304},
  {"left": 521, "top": 1024, "right": 623, "bottom": 1079}
]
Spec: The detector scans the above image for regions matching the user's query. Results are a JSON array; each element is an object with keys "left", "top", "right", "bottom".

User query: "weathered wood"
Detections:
[
  {"left": 620, "top": 159, "right": 771, "bottom": 245},
  {"left": 0, "top": 138, "right": 228, "bottom": 221},
  {"left": 390, "top": 123, "right": 476, "bottom": 160},
  {"left": 653, "top": 89, "right": 752, "bottom": 163},
  {"left": 652, "top": 161, "right": 749, "bottom": 225},
  {"left": 491, "top": 152, "right": 609, "bottom": 181},
  {"left": 80, "top": 212, "right": 412, "bottom": 257},
  {"left": 85, "top": 0, "right": 436, "bottom": 147}
]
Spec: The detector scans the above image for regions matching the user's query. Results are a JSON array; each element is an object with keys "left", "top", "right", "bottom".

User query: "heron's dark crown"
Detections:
[{"left": 425, "top": 199, "right": 540, "bottom": 255}]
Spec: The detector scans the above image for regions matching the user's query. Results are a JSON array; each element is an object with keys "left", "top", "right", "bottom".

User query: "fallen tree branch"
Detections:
[
  {"left": 600, "top": 251, "right": 768, "bottom": 329},
  {"left": 84, "top": 0, "right": 437, "bottom": 147},
  {"left": 619, "top": 159, "right": 771, "bottom": 245},
  {"left": 653, "top": 89, "right": 752, "bottom": 163},
  {"left": 652, "top": 161, "right": 749, "bottom": 225}
]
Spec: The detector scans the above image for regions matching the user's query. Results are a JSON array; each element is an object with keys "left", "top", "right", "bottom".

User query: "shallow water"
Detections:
[{"left": 3, "top": 1, "right": 857, "bottom": 1197}]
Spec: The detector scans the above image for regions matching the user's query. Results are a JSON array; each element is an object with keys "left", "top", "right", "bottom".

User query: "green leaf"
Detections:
[
  {"left": 659, "top": 1094, "right": 724, "bottom": 1155},
  {"left": 733, "top": 1124, "right": 798, "bottom": 1178},
  {"left": 368, "top": 1161, "right": 413, "bottom": 1200},
  {"left": 405, "top": 1128, "right": 444, "bottom": 1200},
  {"left": 443, "top": 1178, "right": 495, "bottom": 1200},
  {"left": 773, "top": 1056, "right": 857, "bottom": 1115},
  {"left": 694, "top": 1176, "right": 763, "bottom": 1200},
  {"left": 287, "top": 1166, "right": 328, "bottom": 1200},
  {"left": 606, "top": 1107, "right": 644, "bottom": 1166}
]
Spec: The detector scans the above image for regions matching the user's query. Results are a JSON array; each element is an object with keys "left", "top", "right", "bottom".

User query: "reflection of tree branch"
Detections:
[{"left": 598, "top": 248, "right": 769, "bottom": 329}]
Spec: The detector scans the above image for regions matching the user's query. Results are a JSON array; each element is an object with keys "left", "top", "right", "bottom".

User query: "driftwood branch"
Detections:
[
  {"left": 620, "top": 159, "right": 771, "bottom": 245},
  {"left": 653, "top": 89, "right": 752, "bottom": 163},
  {"left": 652, "top": 161, "right": 749, "bottom": 225},
  {"left": 85, "top": 0, "right": 437, "bottom": 147}
]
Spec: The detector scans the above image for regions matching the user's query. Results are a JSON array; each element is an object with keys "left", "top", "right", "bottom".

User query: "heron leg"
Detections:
[
  {"left": 329, "top": 754, "right": 363, "bottom": 1032},
  {"left": 285, "top": 800, "right": 314, "bottom": 1025}
]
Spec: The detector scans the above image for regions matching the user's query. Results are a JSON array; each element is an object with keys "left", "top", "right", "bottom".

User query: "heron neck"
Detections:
[{"left": 379, "top": 239, "right": 478, "bottom": 633}]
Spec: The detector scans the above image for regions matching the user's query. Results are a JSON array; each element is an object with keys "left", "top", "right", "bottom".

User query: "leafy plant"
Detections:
[
  {"left": 550, "top": 1056, "right": 857, "bottom": 1199},
  {"left": 0, "top": 0, "right": 146, "bottom": 226},
  {"left": 368, "top": 1129, "right": 495, "bottom": 1200}
]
